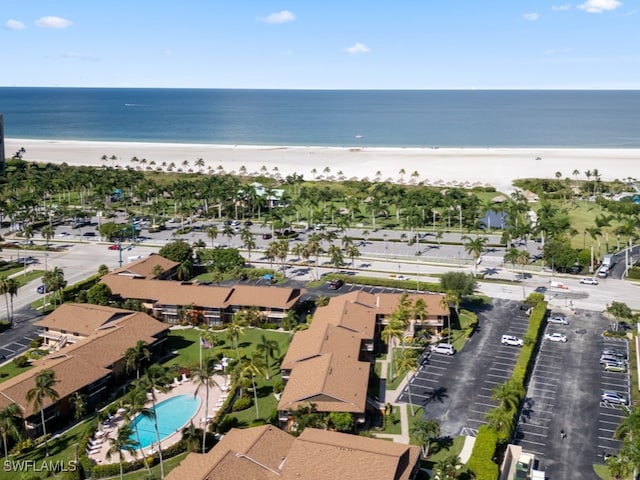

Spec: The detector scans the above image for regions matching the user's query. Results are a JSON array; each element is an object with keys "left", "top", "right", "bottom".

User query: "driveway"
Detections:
[
  {"left": 397, "top": 298, "right": 526, "bottom": 437},
  {"left": 513, "top": 310, "right": 629, "bottom": 478}
]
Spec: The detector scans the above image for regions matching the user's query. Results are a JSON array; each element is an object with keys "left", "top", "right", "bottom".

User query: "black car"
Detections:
[
  {"left": 244, "top": 220, "right": 253, "bottom": 226},
  {"left": 262, "top": 233, "right": 273, "bottom": 240},
  {"left": 327, "top": 279, "right": 344, "bottom": 290}
]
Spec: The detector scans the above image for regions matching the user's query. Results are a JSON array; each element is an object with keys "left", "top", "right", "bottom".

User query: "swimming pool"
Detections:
[{"left": 129, "top": 395, "right": 201, "bottom": 449}]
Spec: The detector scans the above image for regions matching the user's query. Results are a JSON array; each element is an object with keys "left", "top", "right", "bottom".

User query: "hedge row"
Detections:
[
  {"left": 467, "top": 425, "right": 500, "bottom": 480},
  {"left": 466, "top": 301, "right": 547, "bottom": 479}
]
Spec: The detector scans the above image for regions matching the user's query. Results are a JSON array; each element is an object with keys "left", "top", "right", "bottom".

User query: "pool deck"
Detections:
[{"left": 86, "top": 374, "right": 228, "bottom": 465}]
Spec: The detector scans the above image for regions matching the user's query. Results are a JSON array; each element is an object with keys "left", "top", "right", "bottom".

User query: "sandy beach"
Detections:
[{"left": 6, "top": 138, "right": 640, "bottom": 193}]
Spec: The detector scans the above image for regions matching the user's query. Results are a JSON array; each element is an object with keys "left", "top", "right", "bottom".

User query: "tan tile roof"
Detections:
[
  {"left": 281, "top": 323, "right": 363, "bottom": 371},
  {"left": 0, "top": 309, "right": 168, "bottom": 417},
  {"left": 0, "top": 355, "right": 110, "bottom": 416},
  {"left": 281, "top": 428, "right": 421, "bottom": 480},
  {"left": 312, "top": 297, "right": 377, "bottom": 339},
  {"left": 333, "top": 290, "right": 449, "bottom": 317},
  {"left": 167, "top": 426, "right": 421, "bottom": 480},
  {"left": 101, "top": 276, "right": 304, "bottom": 311},
  {"left": 110, "top": 253, "right": 179, "bottom": 279},
  {"left": 227, "top": 285, "right": 304, "bottom": 310},
  {"left": 101, "top": 276, "right": 233, "bottom": 306},
  {"left": 35, "top": 303, "right": 132, "bottom": 336},
  {"left": 166, "top": 425, "right": 293, "bottom": 480},
  {"left": 277, "top": 353, "right": 369, "bottom": 414}
]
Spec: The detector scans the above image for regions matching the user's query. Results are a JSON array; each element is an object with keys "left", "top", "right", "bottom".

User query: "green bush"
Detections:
[
  {"left": 260, "top": 322, "right": 278, "bottom": 330},
  {"left": 12, "top": 355, "right": 30, "bottom": 368},
  {"left": 29, "top": 337, "right": 43, "bottom": 348},
  {"left": 62, "top": 273, "right": 102, "bottom": 302},
  {"left": 467, "top": 425, "right": 500, "bottom": 480},
  {"left": 628, "top": 267, "right": 640, "bottom": 280},
  {"left": 232, "top": 396, "right": 253, "bottom": 411}
]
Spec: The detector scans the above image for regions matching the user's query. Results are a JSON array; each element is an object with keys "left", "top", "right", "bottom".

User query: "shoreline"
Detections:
[{"left": 6, "top": 138, "right": 640, "bottom": 194}]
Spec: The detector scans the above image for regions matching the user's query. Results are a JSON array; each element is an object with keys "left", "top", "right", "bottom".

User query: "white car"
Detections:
[
  {"left": 601, "top": 390, "right": 628, "bottom": 405},
  {"left": 501, "top": 335, "right": 524, "bottom": 347},
  {"left": 548, "top": 316, "right": 569, "bottom": 325},
  {"left": 431, "top": 343, "right": 455, "bottom": 355},
  {"left": 545, "top": 333, "right": 567, "bottom": 343},
  {"left": 580, "top": 277, "right": 598, "bottom": 285}
]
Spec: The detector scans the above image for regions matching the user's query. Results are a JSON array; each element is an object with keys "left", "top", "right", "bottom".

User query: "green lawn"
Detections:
[
  {"left": 0, "top": 416, "right": 97, "bottom": 480},
  {"left": 0, "top": 360, "right": 35, "bottom": 384},
  {"left": 161, "top": 326, "right": 291, "bottom": 374}
]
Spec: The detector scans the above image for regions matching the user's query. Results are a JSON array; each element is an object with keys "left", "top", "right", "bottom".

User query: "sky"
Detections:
[{"left": 1, "top": 0, "right": 638, "bottom": 89}]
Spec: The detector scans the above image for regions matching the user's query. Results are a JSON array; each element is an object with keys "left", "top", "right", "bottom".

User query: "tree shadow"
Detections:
[{"left": 423, "top": 386, "right": 449, "bottom": 405}]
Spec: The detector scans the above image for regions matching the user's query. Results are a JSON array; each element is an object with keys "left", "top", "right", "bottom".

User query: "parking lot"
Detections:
[
  {"left": 513, "top": 310, "right": 629, "bottom": 479},
  {"left": 397, "top": 298, "right": 527, "bottom": 437}
]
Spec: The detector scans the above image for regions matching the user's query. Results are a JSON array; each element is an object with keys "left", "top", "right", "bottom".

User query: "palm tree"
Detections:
[
  {"left": 69, "top": 392, "right": 86, "bottom": 421},
  {"left": 106, "top": 423, "right": 139, "bottom": 480},
  {"left": 256, "top": 334, "right": 281, "bottom": 380},
  {"left": 410, "top": 418, "right": 441, "bottom": 458},
  {"left": 26, "top": 369, "right": 59, "bottom": 456},
  {"left": 143, "top": 365, "right": 170, "bottom": 479},
  {"left": 191, "top": 361, "right": 219, "bottom": 454},
  {"left": 395, "top": 348, "right": 419, "bottom": 416},
  {"left": 226, "top": 314, "right": 246, "bottom": 359},
  {"left": 242, "top": 355, "right": 268, "bottom": 419},
  {"left": 206, "top": 225, "right": 218, "bottom": 248},
  {"left": 485, "top": 406, "right": 515, "bottom": 442},
  {"left": 0, "top": 278, "right": 10, "bottom": 324},
  {"left": 0, "top": 403, "right": 23, "bottom": 460},
  {"left": 381, "top": 318, "right": 405, "bottom": 380},
  {"left": 124, "top": 340, "right": 151, "bottom": 380},
  {"left": 462, "top": 235, "right": 488, "bottom": 276},
  {"left": 240, "top": 227, "right": 256, "bottom": 261},
  {"left": 433, "top": 455, "right": 462, "bottom": 480},
  {"left": 123, "top": 383, "right": 153, "bottom": 475},
  {"left": 345, "top": 244, "right": 360, "bottom": 269},
  {"left": 41, "top": 225, "right": 54, "bottom": 247},
  {"left": 491, "top": 379, "right": 525, "bottom": 412}
]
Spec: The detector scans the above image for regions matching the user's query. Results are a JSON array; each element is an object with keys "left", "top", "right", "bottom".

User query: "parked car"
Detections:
[
  {"left": 327, "top": 279, "right": 344, "bottom": 290},
  {"left": 600, "top": 354, "right": 626, "bottom": 365},
  {"left": 602, "top": 349, "right": 626, "bottom": 360},
  {"left": 501, "top": 335, "right": 524, "bottom": 347},
  {"left": 244, "top": 220, "right": 253, "bottom": 226},
  {"left": 548, "top": 315, "right": 569, "bottom": 325},
  {"left": 603, "top": 362, "right": 627, "bottom": 373},
  {"left": 544, "top": 333, "right": 568, "bottom": 343},
  {"left": 580, "top": 277, "right": 599, "bottom": 285},
  {"left": 601, "top": 390, "right": 628, "bottom": 405},
  {"left": 431, "top": 343, "right": 455, "bottom": 355}
]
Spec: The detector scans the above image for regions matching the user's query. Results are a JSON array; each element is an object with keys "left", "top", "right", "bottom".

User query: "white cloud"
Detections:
[
  {"left": 523, "top": 13, "right": 540, "bottom": 20},
  {"left": 262, "top": 10, "right": 296, "bottom": 24},
  {"left": 35, "top": 16, "right": 72, "bottom": 29},
  {"left": 343, "top": 43, "right": 370, "bottom": 55},
  {"left": 552, "top": 4, "right": 572, "bottom": 11},
  {"left": 5, "top": 19, "right": 25, "bottom": 30},
  {"left": 578, "top": 0, "right": 622, "bottom": 13}
]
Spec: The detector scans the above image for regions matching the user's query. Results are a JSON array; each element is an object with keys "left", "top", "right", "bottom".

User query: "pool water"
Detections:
[{"left": 129, "top": 394, "right": 201, "bottom": 449}]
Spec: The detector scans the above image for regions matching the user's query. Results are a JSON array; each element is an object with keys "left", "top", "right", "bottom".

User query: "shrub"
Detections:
[
  {"left": 260, "top": 322, "right": 278, "bottom": 330},
  {"left": 232, "top": 396, "right": 253, "bottom": 411},
  {"left": 29, "top": 337, "right": 43, "bottom": 348},
  {"left": 12, "top": 355, "right": 30, "bottom": 368},
  {"left": 467, "top": 425, "right": 500, "bottom": 480}
]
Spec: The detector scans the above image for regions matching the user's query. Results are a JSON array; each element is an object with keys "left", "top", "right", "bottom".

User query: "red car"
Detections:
[{"left": 108, "top": 244, "right": 120, "bottom": 250}]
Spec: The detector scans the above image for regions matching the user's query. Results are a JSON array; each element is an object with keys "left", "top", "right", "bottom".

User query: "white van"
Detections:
[{"left": 431, "top": 343, "right": 455, "bottom": 355}]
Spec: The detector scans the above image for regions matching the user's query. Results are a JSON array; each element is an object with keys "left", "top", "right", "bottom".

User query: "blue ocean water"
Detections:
[{"left": 1, "top": 87, "right": 639, "bottom": 148}]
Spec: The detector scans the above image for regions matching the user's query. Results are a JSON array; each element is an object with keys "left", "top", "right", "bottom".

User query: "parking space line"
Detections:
[{"left": 474, "top": 401, "right": 497, "bottom": 409}]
